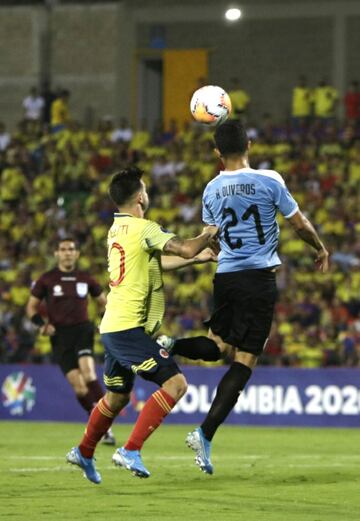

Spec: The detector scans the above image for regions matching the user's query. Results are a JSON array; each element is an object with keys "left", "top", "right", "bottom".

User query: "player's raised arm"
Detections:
[
  {"left": 288, "top": 210, "right": 329, "bottom": 272},
  {"left": 163, "top": 225, "right": 219, "bottom": 259}
]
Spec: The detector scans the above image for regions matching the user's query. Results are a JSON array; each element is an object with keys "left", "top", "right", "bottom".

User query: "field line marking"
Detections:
[
  {"left": 7, "top": 454, "right": 360, "bottom": 462},
  {"left": 8, "top": 462, "right": 354, "bottom": 473}
]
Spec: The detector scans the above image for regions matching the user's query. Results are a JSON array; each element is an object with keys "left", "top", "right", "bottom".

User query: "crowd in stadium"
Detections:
[{"left": 0, "top": 82, "right": 359, "bottom": 368}]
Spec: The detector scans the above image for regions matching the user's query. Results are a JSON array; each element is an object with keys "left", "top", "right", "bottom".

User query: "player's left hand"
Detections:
[
  {"left": 195, "top": 247, "right": 218, "bottom": 264},
  {"left": 315, "top": 248, "right": 329, "bottom": 273},
  {"left": 40, "top": 323, "right": 56, "bottom": 336}
]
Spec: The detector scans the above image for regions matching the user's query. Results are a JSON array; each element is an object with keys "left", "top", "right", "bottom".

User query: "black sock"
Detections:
[
  {"left": 173, "top": 337, "right": 221, "bottom": 361},
  {"left": 87, "top": 379, "right": 104, "bottom": 404},
  {"left": 76, "top": 391, "right": 94, "bottom": 414},
  {"left": 201, "top": 362, "right": 252, "bottom": 441}
]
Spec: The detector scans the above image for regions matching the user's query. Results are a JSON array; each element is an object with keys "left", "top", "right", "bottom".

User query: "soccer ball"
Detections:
[{"left": 190, "top": 85, "right": 232, "bottom": 126}]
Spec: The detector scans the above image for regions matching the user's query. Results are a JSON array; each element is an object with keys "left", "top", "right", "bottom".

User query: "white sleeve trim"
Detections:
[
  {"left": 284, "top": 205, "right": 299, "bottom": 219},
  {"left": 255, "top": 169, "right": 286, "bottom": 187}
]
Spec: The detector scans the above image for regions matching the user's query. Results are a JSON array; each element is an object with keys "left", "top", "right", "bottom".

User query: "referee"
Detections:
[{"left": 26, "top": 237, "right": 115, "bottom": 444}]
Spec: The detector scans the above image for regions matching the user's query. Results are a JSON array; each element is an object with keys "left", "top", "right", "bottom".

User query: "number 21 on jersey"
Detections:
[{"left": 223, "top": 204, "right": 265, "bottom": 250}]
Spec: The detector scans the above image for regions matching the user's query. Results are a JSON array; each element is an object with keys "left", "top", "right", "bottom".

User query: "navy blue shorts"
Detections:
[{"left": 101, "top": 327, "right": 181, "bottom": 393}]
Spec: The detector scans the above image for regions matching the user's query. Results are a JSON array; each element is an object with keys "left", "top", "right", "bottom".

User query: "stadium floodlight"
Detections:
[{"left": 225, "top": 7, "right": 242, "bottom": 21}]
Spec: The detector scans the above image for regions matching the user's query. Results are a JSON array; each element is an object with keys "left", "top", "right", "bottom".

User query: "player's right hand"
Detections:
[
  {"left": 315, "top": 248, "right": 329, "bottom": 273},
  {"left": 39, "top": 323, "right": 56, "bottom": 336},
  {"left": 194, "top": 247, "right": 218, "bottom": 263},
  {"left": 208, "top": 237, "right": 221, "bottom": 255}
]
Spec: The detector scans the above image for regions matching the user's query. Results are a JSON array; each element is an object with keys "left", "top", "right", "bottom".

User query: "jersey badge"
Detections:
[
  {"left": 76, "top": 282, "right": 88, "bottom": 297},
  {"left": 53, "top": 284, "right": 63, "bottom": 296}
]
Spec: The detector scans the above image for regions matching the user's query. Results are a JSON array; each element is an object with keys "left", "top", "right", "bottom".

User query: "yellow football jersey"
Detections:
[
  {"left": 145, "top": 252, "right": 164, "bottom": 336},
  {"left": 100, "top": 214, "right": 175, "bottom": 334}
]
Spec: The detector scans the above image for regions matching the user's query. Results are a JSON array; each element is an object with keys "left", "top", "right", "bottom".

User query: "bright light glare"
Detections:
[{"left": 225, "top": 8, "right": 242, "bottom": 21}]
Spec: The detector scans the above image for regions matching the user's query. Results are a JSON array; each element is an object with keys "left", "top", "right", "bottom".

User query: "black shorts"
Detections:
[
  {"left": 101, "top": 327, "right": 182, "bottom": 394},
  {"left": 205, "top": 269, "right": 277, "bottom": 356},
  {"left": 50, "top": 321, "right": 95, "bottom": 375}
]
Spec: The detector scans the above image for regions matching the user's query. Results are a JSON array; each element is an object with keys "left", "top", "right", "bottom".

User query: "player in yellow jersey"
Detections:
[{"left": 67, "top": 166, "right": 218, "bottom": 483}]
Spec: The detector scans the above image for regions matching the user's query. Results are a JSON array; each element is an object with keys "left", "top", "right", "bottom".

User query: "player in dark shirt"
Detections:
[{"left": 26, "top": 237, "right": 115, "bottom": 444}]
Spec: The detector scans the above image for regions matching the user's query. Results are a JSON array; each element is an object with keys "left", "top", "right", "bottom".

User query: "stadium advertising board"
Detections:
[{"left": 1, "top": 365, "right": 360, "bottom": 427}]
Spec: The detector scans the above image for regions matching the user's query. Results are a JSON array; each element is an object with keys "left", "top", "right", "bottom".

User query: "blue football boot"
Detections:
[
  {"left": 66, "top": 446, "right": 101, "bottom": 484},
  {"left": 112, "top": 447, "right": 150, "bottom": 478},
  {"left": 186, "top": 427, "right": 213, "bottom": 475}
]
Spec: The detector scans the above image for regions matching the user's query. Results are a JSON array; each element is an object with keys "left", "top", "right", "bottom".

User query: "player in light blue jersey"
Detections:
[
  {"left": 186, "top": 119, "right": 329, "bottom": 475},
  {"left": 202, "top": 156, "right": 299, "bottom": 272}
]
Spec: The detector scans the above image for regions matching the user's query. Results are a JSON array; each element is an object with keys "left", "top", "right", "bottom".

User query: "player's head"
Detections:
[
  {"left": 109, "top": 166, "right": 149, "bottom": 214},
  {"left": 54, "top": 237, "right": 80, "bottom": 270},
  {"left": 214, "top": 120, "right": 249, "bottom": 158}
]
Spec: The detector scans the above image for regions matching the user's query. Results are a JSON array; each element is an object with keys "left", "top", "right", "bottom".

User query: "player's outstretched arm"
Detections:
[
  {"left": 288, "top": 210, "right": 329, "bottom": 272},
  {"left": 161, "top": 248, "right": 217, "bottom": 271},
  {"left": 163, "top": 226, "right": 219, "bottom": 259}
]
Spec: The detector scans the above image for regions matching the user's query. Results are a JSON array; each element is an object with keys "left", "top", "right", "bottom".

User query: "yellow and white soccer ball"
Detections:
[{"left": 190, "top": 85, "right": 232, "bottom": 126}]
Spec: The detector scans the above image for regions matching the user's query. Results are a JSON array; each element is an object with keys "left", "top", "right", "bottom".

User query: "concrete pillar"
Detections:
[
  {"left": 114, "top": 1, "right": 136, "bottom": 122},
  {"left": 333, "top": 13, "right": 346, "bottom": 118}
]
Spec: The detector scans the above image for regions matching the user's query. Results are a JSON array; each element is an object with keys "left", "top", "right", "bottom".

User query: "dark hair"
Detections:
[
  {"left": 55, "top": 237, "right": 79, "bottom": 250},
  {"left": 109, "top": 166, "right": 144, "bottom": 206},
  {"left": 214, "top": 120, "right": 248, "bottom": 156}
]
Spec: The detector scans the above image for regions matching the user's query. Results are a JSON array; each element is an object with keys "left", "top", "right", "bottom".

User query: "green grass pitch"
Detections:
[{"left": 0, "top": 421, "right": 359, "bottom": 521}]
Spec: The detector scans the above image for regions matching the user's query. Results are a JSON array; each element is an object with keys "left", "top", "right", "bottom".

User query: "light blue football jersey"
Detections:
[{"left": 202, "top": 168, "right": 299, "bottom": 272}]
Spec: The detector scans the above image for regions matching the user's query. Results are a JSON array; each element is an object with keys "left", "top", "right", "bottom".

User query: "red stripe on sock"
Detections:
[
  {"left": 79, "top": 398, "right": 115, "bottom": 458},
  {"left": 124, "top": 389, "right": 176, "bottom": 451}
]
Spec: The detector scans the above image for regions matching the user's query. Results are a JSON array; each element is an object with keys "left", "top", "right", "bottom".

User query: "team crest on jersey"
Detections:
[
  {"left": 76, "top": 282, "right": 88, "bottom": 297},
  {"left": 159, "top": 348, "right": 169, "bottom": 359},
  {"left": 53, "top": 284, "right": 63, "bottom": 296}
]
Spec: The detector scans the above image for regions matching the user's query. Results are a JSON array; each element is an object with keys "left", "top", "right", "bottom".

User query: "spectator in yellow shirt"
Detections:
[
  {"left": 228, "top": 77, "right": 250, "bottom": 121},
  {"left": 291, "top": 75, "right": 312, "bottom": 123},
  {"left": 51, "top": 89, "right": 70, "bottom": 131},
  {"left": 313, "top": 79, "right": 339, "bottom": 120}
]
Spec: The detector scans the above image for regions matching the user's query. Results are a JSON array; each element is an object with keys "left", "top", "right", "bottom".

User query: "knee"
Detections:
[
  {"left": 82, "top": 369, "right": 96, "bottom": 384},
  {"left": 73, "top": 382, "right": 88, "bottom": 396},
  {"left": 78, "top": 361, "right": 96, "bottom": 383},
  {"left": 208, "top": 328, "right": 233, "bottom": 356},
  {"left": 66, "top": 372, "right": 88, "bottom": 396},
  {"left": 162, "top": 373, "right": 188, "bottom": 402},
  {"left": 234, "top": 351, "right": 258, "bottom": 369},
  {"left": 105, "top": 391, "right": 130, "bottom": 414}
]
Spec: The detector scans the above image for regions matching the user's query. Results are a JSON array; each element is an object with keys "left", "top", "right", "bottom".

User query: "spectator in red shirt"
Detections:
[{"left": 344, "top": 81, "right": 360, "bottom": 121}]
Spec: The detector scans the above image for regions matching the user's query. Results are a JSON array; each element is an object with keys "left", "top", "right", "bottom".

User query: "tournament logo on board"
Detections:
[{"left": 1, "top": 372, "right": 36, "bottom": 416}]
